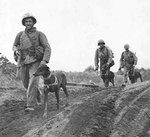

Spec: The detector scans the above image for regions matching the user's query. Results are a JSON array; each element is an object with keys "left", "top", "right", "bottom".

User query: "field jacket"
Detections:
[
  {"left": 13, "top": 27, "right": 51, "bottom": 64},
  {"left": 94, "top": 46, "right": 113, "bottom": 68},
  {"left": 120, "top": 50, "right": 137, "bottom": 69}
]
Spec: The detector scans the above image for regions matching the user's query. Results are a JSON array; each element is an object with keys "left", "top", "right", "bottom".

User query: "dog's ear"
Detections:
[
  {"left": 38, "top": 65, "right": 50, "bottom": 72},
  {"left": 44, "top": 66, "right": 50, "bottom": 71}
]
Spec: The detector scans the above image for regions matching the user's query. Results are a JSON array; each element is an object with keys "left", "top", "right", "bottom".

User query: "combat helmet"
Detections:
[
  {"left": 22, "top": 13, "right": 37, "bottom": 26},
  {"left": 98, "top": 39, "right": 105, "bottom": 45},
  {"left": 124, "top": 44, "right": 130, "bottom": 49}
]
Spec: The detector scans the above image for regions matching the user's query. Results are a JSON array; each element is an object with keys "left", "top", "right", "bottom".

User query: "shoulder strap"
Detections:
[
  {"left": 25, "top": 31, "right": 41, "bottom": 47},
  {"left": 18, "top": 31, "right": 23, "bottom": 44},
  {"left": 25, "top": 31, "right": 35, "bottom": 47}
]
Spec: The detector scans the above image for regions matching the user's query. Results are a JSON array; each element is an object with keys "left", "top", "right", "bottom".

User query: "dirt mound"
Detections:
[
  {"left": 111, "top": 81, "right": 150, "bottom": 137},
  {"left": 23, "top": 87, "right": 121, "bottom": 137},
  {"left": 0, "top": 82, "right": 150, "bottom": 137}
]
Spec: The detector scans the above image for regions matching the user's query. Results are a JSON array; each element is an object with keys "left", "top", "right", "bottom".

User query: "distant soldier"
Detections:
[
  {"left": 119, "top": 44, "right": 137, "bottom": 86},
  {"left": 13, "top": 13, "right": 51, "bottom": 111},
  {"left": 94, "top": 39, "right": 114, "bottom": 79}
]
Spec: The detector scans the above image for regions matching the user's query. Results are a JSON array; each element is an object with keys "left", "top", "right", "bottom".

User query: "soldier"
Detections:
[
  {"left": 94, "top": 39, "right": 114, "bottom": 85},
  {"left": 13, "top": 13, "right": 51, "bottom": 111},
  {"left": 119, "top": 44, "right": 137, "bottom": 87}
]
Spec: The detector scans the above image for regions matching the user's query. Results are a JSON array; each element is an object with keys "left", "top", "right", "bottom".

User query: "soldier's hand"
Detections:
[
  {"left": 14, "top": 50, "right": 20, "bottom": 56},
  {"left": 39, "top": 60, "right": 47, "bottom": 67},
  {"left": 14, "top": 50, "right": 20, "bottom": 62}
]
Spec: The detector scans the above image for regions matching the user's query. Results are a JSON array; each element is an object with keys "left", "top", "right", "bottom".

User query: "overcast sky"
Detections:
[{"left": 0, "top": 0, "right": 150, "bottom": 72}]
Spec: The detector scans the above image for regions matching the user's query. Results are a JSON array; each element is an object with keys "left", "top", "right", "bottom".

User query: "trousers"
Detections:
[{"left": 20, "top": 61, "right": 41, "bottom": 107}]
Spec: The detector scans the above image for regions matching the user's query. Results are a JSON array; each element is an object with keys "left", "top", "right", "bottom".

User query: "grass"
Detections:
[{"left": 64, "top": 71, "right": 102, "bottom": 84}]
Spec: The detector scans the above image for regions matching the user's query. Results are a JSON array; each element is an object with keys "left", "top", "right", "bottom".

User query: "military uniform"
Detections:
[
  {"left": 119, "top": 45, "right": 137, "bottom": 85},
  {"left": 94, "top": 40, "right": 114, "bottom": 75},
  {"left": 13, "top": 13, "right": 51, "bottom": 110}
]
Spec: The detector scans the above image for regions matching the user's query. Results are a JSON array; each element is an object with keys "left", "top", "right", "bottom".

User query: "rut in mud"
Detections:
[{"left": 0, "top": 81, "right": 150, "bottom": 137}]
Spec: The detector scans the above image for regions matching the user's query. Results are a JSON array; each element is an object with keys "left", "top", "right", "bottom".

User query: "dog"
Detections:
[
  {"left": 33, "top": 65, "right": 69, "bottom": 117},
  {"left": 101, "top": 64, "right": 115, "bottom": 87},
  {"left": 128, "top": 69, "right": 143, "bottom": 84}
]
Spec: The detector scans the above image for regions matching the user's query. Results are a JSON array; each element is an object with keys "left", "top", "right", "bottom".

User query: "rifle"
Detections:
[{"left": 16, "top": 50, "right": 21, "bottom": 80}]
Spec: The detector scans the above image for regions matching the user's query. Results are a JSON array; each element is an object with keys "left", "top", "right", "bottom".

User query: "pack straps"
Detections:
[{"left": 25, "top": 31, "right": 35, "bottom": 47}]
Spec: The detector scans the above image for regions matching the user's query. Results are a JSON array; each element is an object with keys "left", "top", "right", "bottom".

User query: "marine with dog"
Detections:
[
  {"left": 12, "top": 13, "right": 143, "bottom": 116},
  {"left": 13, "top": 13, "right": 51, "bottom": 111},
  {"left": 33, "top": 65, "right": 69, "bottom": 117},
  {"left": 94, "top": 39, "right": 143, "bottom": 87},
  {"left": 94, "top": 39, "right": 115, "bottom": 87},
  {"left": 118, "top": 44, "right": 140, "bottom": 86}
]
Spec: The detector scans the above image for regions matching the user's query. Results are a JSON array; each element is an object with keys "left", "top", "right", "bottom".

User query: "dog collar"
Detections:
[
  {"left": 45, "top": 72, "right": 52, "bottom": 79},
  {"left": 44, "top": 76, "right": 58, "bottom": 88}
]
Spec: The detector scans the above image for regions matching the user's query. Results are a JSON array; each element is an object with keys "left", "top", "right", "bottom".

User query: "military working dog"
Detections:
[
  {"left": 101, "top": 64, "right": 115, "bottom": 87},
  {"left": 128, "top": 68, "right": 143, "bottom": 84},
  {"left": 33, "top": 65, "right": 69, "bottom": 117}
]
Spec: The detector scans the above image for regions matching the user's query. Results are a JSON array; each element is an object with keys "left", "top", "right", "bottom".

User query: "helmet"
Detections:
[
  {"left": 124, "top": 44, "right": 130, "bottom": 49},
  {"left": 22, "top": 13, "right": 37, "bottom": 26},
  {"left": 98, "top": 39, "right": 105, "bottom": 45}
]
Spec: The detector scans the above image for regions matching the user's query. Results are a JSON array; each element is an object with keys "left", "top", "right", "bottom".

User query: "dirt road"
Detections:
[{"left": 0, "top": 81, "right": 150, "bottom": 137}]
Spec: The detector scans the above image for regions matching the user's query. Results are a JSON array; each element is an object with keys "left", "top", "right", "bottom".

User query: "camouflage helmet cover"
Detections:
[
  {"left": 98, "top": 39, "right": 105, "bottom": 45},
  {"left": 22, "top": 13, "right": 37, "bottom": 26},
  {"left": 124, "top": 44, "right": 130, "bottom": 49}
]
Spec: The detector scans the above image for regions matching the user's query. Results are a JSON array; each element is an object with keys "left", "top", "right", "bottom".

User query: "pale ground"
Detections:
[{"left": 0, "top": 81, "right": 150, "bottom": 137}]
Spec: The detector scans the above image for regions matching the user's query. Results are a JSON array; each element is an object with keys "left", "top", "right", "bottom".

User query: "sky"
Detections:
[{"left": 0, "top": 0, "right": 150, "bottom": 72}]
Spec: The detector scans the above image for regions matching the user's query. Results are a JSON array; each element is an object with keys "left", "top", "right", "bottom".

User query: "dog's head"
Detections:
[
  {"left": 129, "top": 70, "right": 141, "bottom": 83},
  {"left": 33, "top": 65, "right": 50, "bottom": 78}
]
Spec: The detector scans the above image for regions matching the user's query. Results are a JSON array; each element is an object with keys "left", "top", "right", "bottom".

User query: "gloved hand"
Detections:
[{"left": 39, "top": 60, "right": 47, "bottom": 67}]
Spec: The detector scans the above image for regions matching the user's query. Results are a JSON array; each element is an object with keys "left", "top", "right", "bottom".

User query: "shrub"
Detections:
[{"left": 65, "top": 71, "right": 102, "bottom": 84}]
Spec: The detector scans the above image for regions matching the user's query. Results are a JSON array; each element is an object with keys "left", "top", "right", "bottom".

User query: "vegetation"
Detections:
[
  {"left": 65, "top": 71, "right": 102, "bottom": 84},
  {"left": 0, "top": 53, "right": 17, "bottom": 78},
  {"left": 0, "top": 54, "right": 150, "bottom": 87}
]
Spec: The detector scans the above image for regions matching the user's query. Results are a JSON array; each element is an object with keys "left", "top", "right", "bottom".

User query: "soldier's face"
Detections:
[
  {"left": 24, "top": 18, "right": 34, "bottom": 30},
  {"left": 99, "top": 44, "right": 105, "bottom": 49},
  {"left": 125, "top": 47, "right": 129, "bottom": 51}
]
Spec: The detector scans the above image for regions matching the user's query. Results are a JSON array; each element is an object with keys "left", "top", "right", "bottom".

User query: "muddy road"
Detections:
[{"left": 0, "top": 81, "right": 150, "bottom": 137}]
